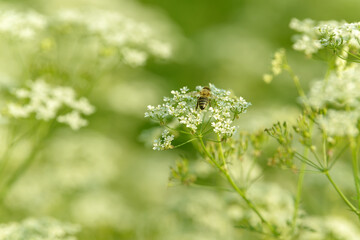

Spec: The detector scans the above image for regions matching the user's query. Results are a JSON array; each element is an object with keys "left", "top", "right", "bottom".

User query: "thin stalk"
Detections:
[
  {"left": 173, "top": 138, "right": 198, "bottom": 149},
  {"left": 283, "top": 61, "right": 311, "bottom": 113},
  {"left": 292, "top": 119, "right": 313, "bottom": 233},
  {"left": 291, "top": 158, "right": 307, "bottom": 232},
  {"left": 322, "top": 133, "right": 328, "bottom": 168},
  {"left": 217, "top": 135, "right": 226, "bottom": 167},
  {"left": 284, "top": 65, "right": 306, "bottom": 98},
  {"left": 0, "top": 123, "right": 38, "bottom": 179},
  {"left": 329, "top": 143, "right": 349, "bottom": 169},
  {"left": 350, "top": 137, "right": 360, "bottom": 209},
  {"left": 165, "top": 125, "right": 192, "bottom": 135},
  {"left": 309, "top": 148, "right": 325, "bottom": 170},
  {"left": 324, "top": 171, "right": 359, "bottom": 215},
  {"left": 0, "top": 144, "right": 40, "bottom": 204},
  {"left": 294, "top": 152, "right": 322, "bottom": 171},
  {"left": 343, "top": 49, "right": 360, "bottom": 61},
  {"left": 0, "top": 122, "right": 51, "bottom": 204},
  {"left": 198, "top": 137, "right": 279, "bottom": 236},
  {"left": 200, "top": 111, "right": 208, "bottom": 133}
]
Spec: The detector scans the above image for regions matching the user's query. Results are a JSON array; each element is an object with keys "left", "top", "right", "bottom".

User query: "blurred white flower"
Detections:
[
  {"left": 71, "top": 190, "right": 134, "bottom": 231},
  {"left": 318, "top": 110, "right": 359, "bottom": 137},
  {"left": 148, "top": 40, "right": 172, "bottom": 59},
  {"left": 263, "top": 48, "right": 286, "bottom": 84},
  {"left": 57, "top": 111, "right": 88, "bottom": 130},
  {"left": 0, "top": 10, "right": 47, "bottom": 40},
  {"left": 0, "top": 217, "right": 80, "bottom": 240},
  {"left": 246, "top": 182, "right": 295, "bottom": 231},
  {"left": 307, "top": 66, "right": 360, "bottom": 136},
  {"left": 300, "top": 216, "right": 360, "bottom": 240},
  {"left": 56, "top": 8, "right": 173, "bottom": 66},
  {"left": 271, "top": 48, "right": 286, "bottom": 75},
  {"left": 163, "top": 189, "right": 236, "bottom": 239},
  {"left": 7, "top": 130, "right": 123, "bottom": 214},
  {"left": 308, "top": 66, "right": 360, "bottom": 109},
  {"left": 6, "top": 79, "right": 95, "bottom": 130},
  {"left": 289, "top": 18, "right": 327, "bottom": 56},
  {"left": 121, "top": 48, "right": 148, "bottom": 67}
]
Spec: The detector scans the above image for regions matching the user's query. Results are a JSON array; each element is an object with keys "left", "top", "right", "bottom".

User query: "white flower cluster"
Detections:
[
  {"left": 152, "top": 129, "right": 175, "bottom": 151},
  {"left": 300, "top": 216, "right": 360, "bottom": 240},
  {"left": 145, "top": 84, "right": 251, "bottom": 146},
  {"left": 0, "top": 8, "right": 172, "bottom": 67},
  {"left": 318, "top": 110, "right": 359, "bottom": 137},
  {"left": 0, "top": 217, "right": 80, "bottom": 240},
  {"left": 7, "top": 79, "right": 95, "bottom": 130},
  {"left": 308, "top": 67, "right": 360, "bottom": 108},
  {"left": 289, "top": 18, "right": 325, "bottom": 56},
  {"left": 57, "top": 9, "right": 172, "bottom": 67},
  {"left": 308, "top": 66, "right": 360, "bottom": 136},
  {"left": 318, "top": 22, "right": 360, "bottom": 50},
  {"left": 289, "top": 18, "right": 358, "bottom": 70},
  {"left": 0, "top": 9, "right": 47, "bottom": 40}
]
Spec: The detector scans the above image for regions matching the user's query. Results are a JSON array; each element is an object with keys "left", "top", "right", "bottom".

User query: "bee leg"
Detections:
[
  {"left": 209, "top": 100, "right": 212, "bottom": 108},
  {"left": 195, "top": 101, "right": 199, "bottom": 110}
]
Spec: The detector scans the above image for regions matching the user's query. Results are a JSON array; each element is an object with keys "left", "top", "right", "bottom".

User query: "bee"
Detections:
[{"left": 196, "top": 86, "right": 211, "bottom": 110}]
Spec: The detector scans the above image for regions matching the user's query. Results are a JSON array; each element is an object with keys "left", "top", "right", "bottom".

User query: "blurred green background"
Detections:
[{"left": 1, "top": 0, "right": 360, "bottom": 239}]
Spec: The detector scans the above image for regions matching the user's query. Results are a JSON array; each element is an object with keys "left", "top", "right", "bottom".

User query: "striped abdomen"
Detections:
[{"left": 198, "top": 97, "right": 209, "bottom": 110}]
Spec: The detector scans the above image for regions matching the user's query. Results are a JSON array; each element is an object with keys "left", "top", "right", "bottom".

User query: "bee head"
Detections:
[{"left": 203, "top": 86, "right": 210, "bottom": 91}]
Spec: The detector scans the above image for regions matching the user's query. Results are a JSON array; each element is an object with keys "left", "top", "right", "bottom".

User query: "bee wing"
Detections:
[
  {"left": 209, "top": 94, "right": 216, "bottom": 99},
  {"left": 187, "top": 91, "right": 200, "bottom": 97}
]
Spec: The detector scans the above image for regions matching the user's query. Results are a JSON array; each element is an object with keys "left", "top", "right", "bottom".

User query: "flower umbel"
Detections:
[
  {"left": 6, "top": 79, "right": 95, "bottom": 130},
  {"left": 145, "top": 84, "right": 251, "bottom": 150},
  {"left": 153, "top": 129, "right": 175, "bottom": 151}
]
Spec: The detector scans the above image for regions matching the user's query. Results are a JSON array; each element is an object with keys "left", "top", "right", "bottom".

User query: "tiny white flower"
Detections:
[
  {"left": 148, "top": 40, "right": 172, "bottom": 59},
  {"left": 121, "top": 48, "right": 148, "bottom": 67},
  {"left": 57, "top": 111, "right": 88, "bottom": 130},
  {"left": 8, "top": 103, "right": 31, "bottom": 118},
  {"left": 152, "top": 129, "right": 174, "bottom": 151}
]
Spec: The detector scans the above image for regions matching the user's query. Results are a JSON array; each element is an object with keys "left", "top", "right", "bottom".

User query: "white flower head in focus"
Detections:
[{"left": 145, "top": 84, "right": 251, "bottom": 150}]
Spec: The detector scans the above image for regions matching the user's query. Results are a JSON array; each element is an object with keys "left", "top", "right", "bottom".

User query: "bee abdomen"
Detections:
[{"left": 198, "top": 97, "right": 209, "bottom": 110}]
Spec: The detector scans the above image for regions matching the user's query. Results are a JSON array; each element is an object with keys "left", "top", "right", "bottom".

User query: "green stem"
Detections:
[
  {"left": 324, "top": 171, "right": 359, "bottom": 215},
  {"left": 217, "top": 135, "right": 226, "bottom": 167},
  {"left": 0, "top": 123, "right": 38, "bottom": 180},
  {"left": 291, "top": 161, "right": 307, "bottom": 232},
  {"left": 173, "top": 138, "right": 198, "bottom": 149},
  {"left": 0, "top": 122, "right": 51, "bottom": 204},
  {"left": 292, "top": 118, "right": 313, "bottom": 233},
  {"left": 0, "top": 145, "right": 40, "bottom": 204},
  {"left": 350, "top": 138, "right": 360, "bottom": 209},
  {"left": 343, "top": 49, "right": 360, "bottom": 61},
  {"left": 283, "top": 63, "right": 312, "bottom": 113},
  {"left": 284, "top": 66, "right": 305, "bottom": 98},
  {"left": 198, "top": 137, "right": 278, "bottom": 236},
  {"left": 322, "top": 133, "right": 328, "bottom": 168}
]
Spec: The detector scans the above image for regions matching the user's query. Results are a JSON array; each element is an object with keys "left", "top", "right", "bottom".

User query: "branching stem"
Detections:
[
  {"left": 198, "top": 137, "right": 279, "bottom": 236},
  {"left": 324, "top": 171, "right": 360, "bottom": 216}
]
